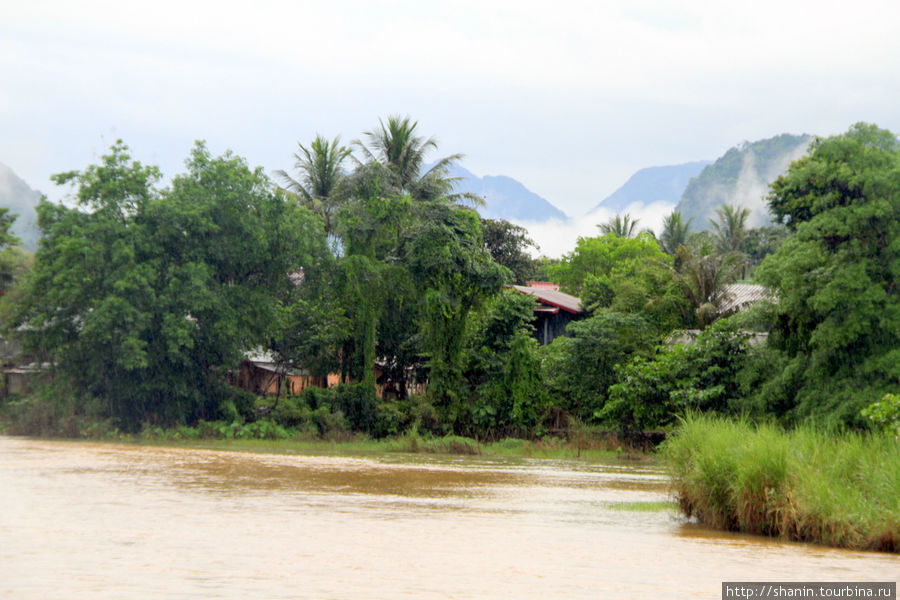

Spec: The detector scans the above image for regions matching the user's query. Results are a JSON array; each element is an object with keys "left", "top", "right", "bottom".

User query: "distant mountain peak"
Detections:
[
  {"left": 595, "top": 161, "right": 711, "bottom": 213},
  {"left": 445, "top": 164, "right": 568, "bottom": 222}
]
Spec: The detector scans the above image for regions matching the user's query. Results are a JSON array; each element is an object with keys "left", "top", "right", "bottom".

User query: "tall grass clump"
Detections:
[{"left": 666, "top": 414, "right": 899, "bottom": 552}]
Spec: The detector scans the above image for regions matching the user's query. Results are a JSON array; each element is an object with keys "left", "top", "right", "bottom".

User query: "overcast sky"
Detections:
[{"left": 3, "top": 0, "right": 900, "bottom": 224}]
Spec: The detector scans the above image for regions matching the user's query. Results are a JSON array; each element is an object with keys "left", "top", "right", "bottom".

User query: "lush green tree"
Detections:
[
  {"left": 542, "top": 309, "right": 657, "bottom": 422},
  {"left": 598, "top": 213, "right": 639, "bottom": 238},
  {"left": 271, "top": 252, "right": 349, "bottom": 387},
  {"left": 675, "top": 235, "right": 745, "bottom": 328},
  {"left": 10, "top": 141, "right": 326, "bottom": 429},
  {"left": 607, "top": 259, "right": 691, "bottom": 334},
  {"left": 354, "top": 115, "right": 469, "bottom": 203},
  {"left": 334, "top": 181, "right": 415, "bottom": 393},
  {"left": 741, "top": 224, "right": 789, "bottom": 273},
  {"left": 405, "top": 204, "right": 505, "bottom": 415},
  {"left": 548, "top": 232, "right": 668, "bottom": 296},
  {"left": 326, "top": 116, "right": 484, "bottom": 404},
  {"left": 658, "top": 211, "right": 692, "bottom": 257},
  {"left": 374, "top": 263, "right": 423, "bottom": 399},
  {"left": 547, "top": 231, "right": 686, "bottom": 332},
  {"left": 480, "top": 218, "right": 537, "bottom": 283},
  {"left": 602, "top": 318, "right": 754, "bottom": 431},
  {"left": 463, "top": 289, "right": 546, "bottom": 437},
  {"left": 531, "top": 256, "right": 559, "bottom": 282},
  {"left": 274, "top": 134, "right": 351, "bottom": 238},
  {"left": 757, "top": 123, "right": 900, "bottom": 425},
  {"left": 710, "top": 204, "right": 750, "bottom": 256},
  {"left": 767, "top": 123, "right": 897, "bottom": 230}
]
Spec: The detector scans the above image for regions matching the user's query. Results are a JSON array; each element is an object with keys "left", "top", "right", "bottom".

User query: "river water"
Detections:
[{"left": 0, "top": 437, "right": 895, "bottom": 599}]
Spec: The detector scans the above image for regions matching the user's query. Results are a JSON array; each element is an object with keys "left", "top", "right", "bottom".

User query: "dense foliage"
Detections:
[
  {"left": 756, "top": 123, "right": 900, "bottom": 425},
  {"left": 7, "top": 142, "right": 325, "bottom": 429},
  {"left": 1, "top": 121, "right": 896, "bottom": 438}
]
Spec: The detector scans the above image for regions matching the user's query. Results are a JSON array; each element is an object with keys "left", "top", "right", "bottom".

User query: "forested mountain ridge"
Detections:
[
  {"left": 676, "top": 133, "right": 813, "bottom": 230},
  {"left": 0, "top": 162, "right": 41, "bottom": 250}
]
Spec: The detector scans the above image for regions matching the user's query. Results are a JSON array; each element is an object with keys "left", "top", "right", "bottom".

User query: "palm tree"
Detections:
[
  {"left": 354, "top": 115, "right": 474, "bottom": 203},
  {"left": 598, "top": 213, "right": 640, "bottom": 238},
  {"left": 658, "top": 211, "right": 692, "bottom": 255},
  {"left": 274, "top": 135, "right": 351, "bottom": 236},
  {"left": 676, "top": 244, "right": 744, "bottom": 328},
  {"left": 710, "top": 204, "right": 750, "bottom": 255}
]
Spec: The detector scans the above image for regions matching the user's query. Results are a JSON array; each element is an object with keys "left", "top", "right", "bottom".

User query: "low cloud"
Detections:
[{"left": 511, "top": 201, "right": 676, "bottom": 259}]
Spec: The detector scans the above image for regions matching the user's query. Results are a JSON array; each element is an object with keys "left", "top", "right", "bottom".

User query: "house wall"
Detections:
[
  {"left": 233, "top": 361, "right": 339, "bottom": 397},
  {"left": 534, "top": 311, "right": 582, "bottom": 345}
]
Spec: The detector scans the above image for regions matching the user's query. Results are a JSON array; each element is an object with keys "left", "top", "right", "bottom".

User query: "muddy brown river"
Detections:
[{"left": 0, "top": 437, "right": 896, "bottom": 598}]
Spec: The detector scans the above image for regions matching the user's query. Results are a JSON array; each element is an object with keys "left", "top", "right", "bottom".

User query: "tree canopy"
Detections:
[
  {"left": 757, "top": 123, "right": 900, "bottom": 424},
  {"left": 9, "top": 141, "right": 327, "bottom": 429}
]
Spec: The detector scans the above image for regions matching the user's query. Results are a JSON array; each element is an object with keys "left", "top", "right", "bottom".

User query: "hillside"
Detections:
[
  {"left": 446, "top": 164, "right": 568, "bottom": 222},
  {"left": 0, "top": 163, "right": 42, "bottom": 250},
  {"left": 594, "top": 161, "right": 710, "bottom": 213},
  {"left": 675, "top": 133, "right": 813, "bottom": 229}
]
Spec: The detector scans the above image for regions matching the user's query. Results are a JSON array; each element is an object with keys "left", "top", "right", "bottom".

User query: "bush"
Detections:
[
  {"left": 374, "top": 401, "right": 406, "bottom": 438},
  {"left": 0, "top": 379, "right": 89, "bottom": 437},
  {"left": 310, "top": 406, "right": 351, "bottom": 439},
  {"left": 861, "top": 393, "right": 900, "bottom": 436},
  {"left": 334, "top": 383, "right": 377, "bottom": 433},
  {"left": 301, "top": 386, "right": 335, "bottom": 410},
  {"left": 268, "top": 395, "right": 311, "bottom": 429},
  {"left": 234, "top": 419, "right": 290, "bottom": 440}
]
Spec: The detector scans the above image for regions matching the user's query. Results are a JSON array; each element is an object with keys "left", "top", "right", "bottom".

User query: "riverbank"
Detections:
[
  {"left": 131, "top": 433, "right": 653, "bottom": 462},
  {"left": 0, "top": 412, "right": 657, "bottom": 461},
  {"left": 666, "top": 414, "right": 899, "bottom": 553}
]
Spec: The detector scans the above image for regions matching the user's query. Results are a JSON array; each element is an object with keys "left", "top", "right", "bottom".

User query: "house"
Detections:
[
  {"left": 233, "top": 351, "right": 339, "bottom": 397},
  {"left": 2, "top": 361, "right": 51, "bottom": 397},
  {"left": 667, "top": 283, "right": 773, "bottom": 346},
  {"left": 509, "top": 282, "right": 587, "bottom": 345}
]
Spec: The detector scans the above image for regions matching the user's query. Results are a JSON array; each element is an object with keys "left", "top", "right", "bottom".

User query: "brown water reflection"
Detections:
[{"left": 1, "top": 437, "right": 895, "bottom": 599}]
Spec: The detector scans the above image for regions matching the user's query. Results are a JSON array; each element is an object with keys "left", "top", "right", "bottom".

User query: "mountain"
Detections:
[
  {"left": 675, "top": 133, "right": 813, "bottom": 230},
  {"left": 594, "top": 161, "right": 711, "bottom": 213},
  {"left": 446, "top": 164, "right": 568, "bottom": 222},
  {"left": 0, "top": 162, "right": 42, "bottom": 250}
]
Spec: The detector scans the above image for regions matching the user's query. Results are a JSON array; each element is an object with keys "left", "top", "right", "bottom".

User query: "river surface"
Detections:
[{"left": 0, "top": 437, "right": 896, "bottom": 599}]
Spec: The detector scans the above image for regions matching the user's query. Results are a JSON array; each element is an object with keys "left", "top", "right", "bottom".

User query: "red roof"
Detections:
[{"left": 510, "top": 285, "right": 584, "bottom": 314}]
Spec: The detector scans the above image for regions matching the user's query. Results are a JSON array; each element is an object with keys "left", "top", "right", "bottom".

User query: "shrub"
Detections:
[
  {"left": 334, "top": 383, "right": 377, "bottom": 433},
  {"left": 861, "top": 393, "right": 900, "bottom": 436}
]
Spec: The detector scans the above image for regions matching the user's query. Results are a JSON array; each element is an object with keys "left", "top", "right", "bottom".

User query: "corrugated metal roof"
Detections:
[
  {"left": 717, "top": 283, "right": 773, "bottom": 314},
  {"left": 510, "top": 285, "right": 584, "bottom": 314}
]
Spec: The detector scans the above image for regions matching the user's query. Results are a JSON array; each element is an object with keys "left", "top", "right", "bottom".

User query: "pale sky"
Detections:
[{"left": 3, "top": 0, "right": 899, "bottom": 229}]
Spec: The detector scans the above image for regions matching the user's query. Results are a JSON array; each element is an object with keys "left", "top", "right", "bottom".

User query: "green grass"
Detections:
[
  {"left": 666, "top": 414, "right": 899, "bottom": 552},
  {"left": 0, "top": 404, "right": 658, "bottom": 463},
  {"left": 159, "top": 433, "right": 637, "bottom": 461},
  {"left": 41, "top": 422, "right": 645, "bottom": 462}
]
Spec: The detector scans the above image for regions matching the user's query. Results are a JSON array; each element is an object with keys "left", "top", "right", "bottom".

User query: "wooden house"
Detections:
[{"left": 510, "top": 283, "right": 586, "bottom": 345}]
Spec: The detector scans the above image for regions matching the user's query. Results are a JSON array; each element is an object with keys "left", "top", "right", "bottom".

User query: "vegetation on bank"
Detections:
[
  {"left": 666, "top": 415, "right": 899, "bottom": 553},
  {"left": 0, "top": 120, "right": 896, "bottom": 452},
  {"left": 0, "top": 397, "right": 649, "bottom": 461}
]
